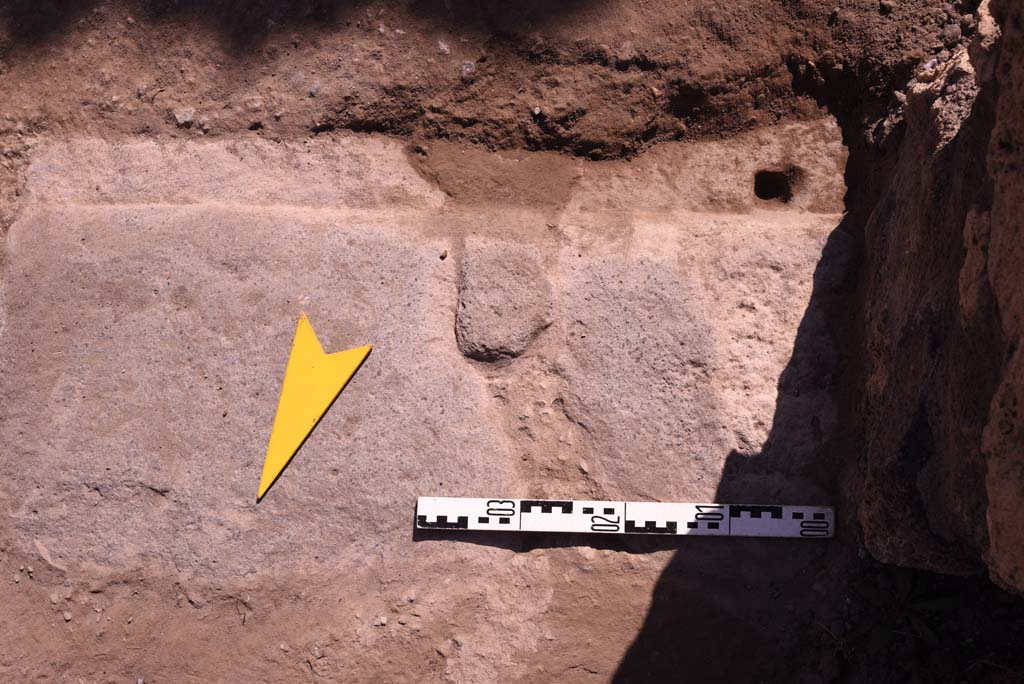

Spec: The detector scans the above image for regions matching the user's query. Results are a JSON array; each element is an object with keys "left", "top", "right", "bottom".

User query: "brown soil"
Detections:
[{"left": 0, "top": 0, "right": 952, "bottom": 229}]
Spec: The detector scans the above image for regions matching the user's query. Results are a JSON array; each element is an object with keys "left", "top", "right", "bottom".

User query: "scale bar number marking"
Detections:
[{"left": 416, "top": 497, "right": 834, "bottom": 539}]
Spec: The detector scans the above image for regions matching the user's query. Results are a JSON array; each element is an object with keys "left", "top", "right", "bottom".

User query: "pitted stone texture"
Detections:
[
  {"left": 1, "top": 205, "right": 524, "bottom": 577},
  {"left": 556, "top": 232, "right": 724, "bottom": 503},
  {"left": 0, "top": 137, "right": 518, "bottom": 579},
  {"left": 456, "top": 237, "right": 553, "bottom": 361},
  {"left": 555, "top": 212, "right": 839, "bottom": 505}
]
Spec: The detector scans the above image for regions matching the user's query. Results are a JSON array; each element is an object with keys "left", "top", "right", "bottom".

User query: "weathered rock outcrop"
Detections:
[
  {"left": 854, "top": 0, "right": 1024, "bottom": 593},
  {"left": 980, "top": 0, "right": 1024, "bottom": 596}
]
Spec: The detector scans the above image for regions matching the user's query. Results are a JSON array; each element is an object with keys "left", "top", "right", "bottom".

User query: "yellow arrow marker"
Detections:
[{"left": 257, "top": 313, "right": 371, "bottom": 502}]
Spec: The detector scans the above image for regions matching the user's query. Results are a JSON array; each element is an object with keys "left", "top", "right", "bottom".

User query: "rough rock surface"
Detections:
[
  {"left": 456, "top": 237, "right": 553, "bottom": 361},
  {"left": 980, "top": 0, "right": 1024, "bottom": 597},
  {"left": 852, "top": 0, "right": 1024, "bottom": 594}
]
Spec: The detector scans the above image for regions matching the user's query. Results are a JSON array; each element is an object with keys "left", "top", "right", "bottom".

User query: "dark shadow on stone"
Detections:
[
  {"left": 406, "top": 211, "right": 865, "bottom": 680},
  {"left": 413, "top": 525, "right": 689, "bottom": 553},
  {"left": 135, "top": 0, "right": 351, "bottom": 52},
  {"left": 0, "top": 0, "right": 357, "bottom": 52},
  {"left": 1, "top": 0, "right": 97, "bottom": 41},
  {"left": 612, "top": 216, "right": 862, "bottom": 683},
  {"left": 605, "top": 54, "right": 919, "bottom": 682},
  {"left": 408, "top": 0, "right": 600, "bottom": 33},
  {"left": 1, "top": 0, "right": 600, "bottom": 52},
  {"left": 413, "top": 526, "right": 527, "bottom": 552},
  {"left": 610, "top": 66, "right": 1024, "bottom": 680},
  {"left": 613, "top": 537, "right": 838, "bottom": 683}
]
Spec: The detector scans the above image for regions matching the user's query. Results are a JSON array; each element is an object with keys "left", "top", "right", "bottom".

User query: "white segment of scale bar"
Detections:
[{"left": 415, "top": 497, "right": 834, "bottom": 539}]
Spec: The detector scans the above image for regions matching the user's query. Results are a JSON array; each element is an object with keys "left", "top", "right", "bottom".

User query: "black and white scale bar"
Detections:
[{"left": 416, "top": 497, "right": 834, "bottom": 539}]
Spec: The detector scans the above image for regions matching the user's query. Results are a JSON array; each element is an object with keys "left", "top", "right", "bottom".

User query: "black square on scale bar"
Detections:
[
  {"left": 604, "top": 508, "right": 615, "bottom": 515},
  {"left": 499, "top": 518, "right": 511, "bottom": 524},
  {"left": 478, "top": 517, "right": 489, "bottom": 524},
  {"left": 582, "top": 507, "right": 594, "bottom": 514}
]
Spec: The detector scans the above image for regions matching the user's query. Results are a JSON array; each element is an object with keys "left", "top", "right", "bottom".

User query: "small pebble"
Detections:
[
  {"left": 941, "top": 23, "right": 962, "bottom": 47},
  {"left": 437, "top": 41, "right": 450, "bottom": 55},
  {"left": 50, "top": 592, "right": 59, "bottom": 605},
  {"left": 373, "top": 615, "right": 388, "bottom": 626},
  {"left": 174, "top": 108, "right": 195, "bottom": 128},
  {"left": 63, "top": 611, "right": 72, "bottom": 622}
]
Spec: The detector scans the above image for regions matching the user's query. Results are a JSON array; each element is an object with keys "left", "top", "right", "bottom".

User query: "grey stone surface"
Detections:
[
  {"left": 554, "top": 212, "right": 838, "bottom": 505},
  {"left": 2, "top": 203, "right": 529, "bottom": 575},
  {"left": 456, "top": 237, "right": 553, "bottom": 361},
  {"left": 0, "top": 121, "right": 848, "bottom": 681}
]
